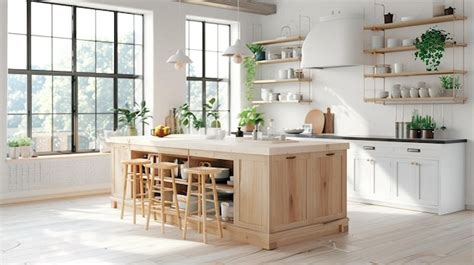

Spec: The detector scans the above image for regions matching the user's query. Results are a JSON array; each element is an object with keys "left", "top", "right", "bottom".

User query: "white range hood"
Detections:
[{"left": 301, "top": 13, "right": 364, "bottom": 69}]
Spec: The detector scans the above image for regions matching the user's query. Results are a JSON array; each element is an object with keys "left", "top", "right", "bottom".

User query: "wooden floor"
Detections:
[{"left": 0, "top": 195, "right": 473, "bottom": 264}]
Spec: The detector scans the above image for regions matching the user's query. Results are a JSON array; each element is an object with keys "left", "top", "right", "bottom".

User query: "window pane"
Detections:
[
  {"left": 118, "top": 44, "right": 134, "bottom": 74},
  {"left": 53, "top": 38, "right": 72, "bottom": 71},
  {"left": 32, "top": 114, "right": 52, "bottom": 153},
  {"left": 206, "top": 81, "right": 217, "bottom": 103},
  {"left": 78, "top": 114, "right": 96, "bottom": 150},
  {"left": 8, "top": 34, "right": 27, "bottom": 69},
  {"left": 97, "top": 78, "right": 114, "bottom": 113},
  {"left": 188, "top": 21, "right": 202, "bottom": 50},
  {"left": 31, "top": 3, "right": 51, "bottom": 36},
  {"left": 78, "top": 77, "right": 96, "bottom": 113},
  {"left": 187, "top": 50, "right": 202, "bottom": 77},
  {"left": 96, "top": 42, "right": 114, "bottom": 73},
  {"left": 32, "top": 36, "right": 52, "bottom": 70},
  {"left": 205, "top": 23, "right": 218, "bottom": 51},
  {"left": 135, "top": 79, "right": 143, "bottom": 104},
  {"left": 77, "top": 40, "right": 95, "bottom": 72},
  {"left": 218, "top": 53, "right": 229, "bottom": 79},
  {"left": 118, "top": 13, "right": 134, "bottom": 43},
  {"left": 188, "top": 81, "right": 202, "bottom": 110},
  {"left": 118, "top": 79, "right": 134, "bottom": 108},
  {"left": 77, "top": 8, "right": 95, "bottom": 40},
  {"left": 97, "top": 114, "right": 114, "bottom": 140},
  {"left": 205, "top": 51, "right": 218, "bottom": 78},
  {"left": 7, "top": 115, "right": 27, "bottom": 139},
  {"left": 53, "top": 76, "right": 71, "bottom": 113},
  {"left": 218, "top": 25, "right": 230, "bottom": 52},
  {"left": 53, "top": 5, "right": 72, "bottom": 38},
  {"left": 96, "top": 10, "right": 114, "bottom": 42},
  {"left": 218, "top": 82, "right": 229, "bottom": 110},
  {"left": 7, "top": 74, "right": 27, "bottom": 114},
  {"left": 135, "top": 15, "right": 143, "bottom": 45},
  {"left": 53, "top": 114, "right": 72, "bottom": 152},
  {"left": 135, "top": 45, "right": 143, "bottom": 75},
  {"left": 8, "top": 0, "right": 26, "bottom": 34},
  {"left": 32, "top": 75, "right": 52, "bottom": 114}
]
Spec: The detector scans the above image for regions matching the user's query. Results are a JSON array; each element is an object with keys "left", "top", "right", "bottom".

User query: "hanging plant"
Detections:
[
  {"left": 414, "top": 27, "right": 452, "bottom": 71},
  {"left": 243, "top": 56, "right": 256, "bottom": 103}
]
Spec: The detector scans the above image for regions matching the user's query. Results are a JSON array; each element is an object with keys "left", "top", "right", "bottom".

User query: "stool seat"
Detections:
[
  {"left": 145, "top": 162, "right": 178, "bottom": 170},
  {"left": 186, "top": 166, "right": 223, "bottom": 175},
  {"left": 121, "top": 159, "right": 151, "bottom": 165}
]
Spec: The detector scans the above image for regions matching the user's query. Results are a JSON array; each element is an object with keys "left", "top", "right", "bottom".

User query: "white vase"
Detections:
[
  {"left": 20, "top": 146, "right": 32, "bottom": 158},
  {"left": 8, "top": 147, "right": 19, "bottom": 159}
]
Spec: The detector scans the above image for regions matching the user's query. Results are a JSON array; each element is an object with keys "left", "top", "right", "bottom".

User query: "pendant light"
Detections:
[
  {"left": 167, "top": 0, "right": 193, "bottom": 70},
  {"left": 222, "top": 0, "right": 252, "bottom": 64}
]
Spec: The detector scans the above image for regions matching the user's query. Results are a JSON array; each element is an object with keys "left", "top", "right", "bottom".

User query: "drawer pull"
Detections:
[
  {"left": 363, "top": 146, "right": 376, "bottom": 150},
  {"left": 407, "top": 148, "right": 421, "bottom": 153},
  {"left": 326, "top": 153, "right": 335, "bottom": 156},
  {"left": 286, "top": 156, "right": 296, "bottom": 160}
]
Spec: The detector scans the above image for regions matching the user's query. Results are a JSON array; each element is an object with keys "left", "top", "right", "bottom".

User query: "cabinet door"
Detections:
[
  {"left": 392, "top": 159, "right": 418, "bottom": 204},
  {"left": 373, "top": 158, "right": 392, "bottom": 200},
  {"left": 270, "top": 154, "right": 309, "bottom": 232},
  {"left": 308, "top": 151, "right": 346, "bottom": 222},
  {"left": 418, "top": 160, "right": 439, "bottom": 206},
  {"left": 353, "top": 157, "right": 374, "bottom": 197}
]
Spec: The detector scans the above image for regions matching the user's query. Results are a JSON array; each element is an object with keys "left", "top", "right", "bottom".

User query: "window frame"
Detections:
[
  {"left": 185, "top": 19, "right": 231, "bottom": 131},
  {"left": 7, "top": 0, "right": 145, "bottom": 155}
]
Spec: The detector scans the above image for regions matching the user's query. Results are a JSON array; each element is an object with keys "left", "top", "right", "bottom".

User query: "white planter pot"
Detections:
[
  {"left": 8, "top": 147, "right": 19, "bottom": 159},
  {"left": 20, "top": 146, "right": 33, "bottom": 158}
]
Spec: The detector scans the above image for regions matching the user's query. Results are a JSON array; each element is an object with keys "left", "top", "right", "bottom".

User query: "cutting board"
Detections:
[
  {"left": 323, "top": 107, "right": 334, "bottom": 133},
  {"left": 305, "top": 109, "right": 325, "bottom": 134}
]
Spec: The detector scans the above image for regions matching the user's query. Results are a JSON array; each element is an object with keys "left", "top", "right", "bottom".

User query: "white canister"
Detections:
[
  {"left": 372, "top": 35, "right": 384, "bottom": 49},
  {"left": 401, "top": 87, "right": 411, "bottom": 98},
  {"left": 387, "top": 38, "right": 401, "bottom": 48},
  {"left": 261, "top": 88, "right": 270, "bottom": 101},
  {"left": 393, "top": 63, "right": 403, "bottom": 74},
  {"left": 278, "top": 69, "right": 287, "bottom": 79},
  {"left": 419, "top": 87, "right": 430, "bottom": 98},
  {"left": 292, "top": 47, "right": 301, "bottom": 58},
  {"left": 391, "top": 84, "right": 401, "bottom": 98},
  {"left": 286, "top": 92, "right": 294, "bottom": 101},
  {"left": 287, "top": 68, "right": 295, "bottom": 79},
  {"left": 402, "top": 39, "right": 415, "bottom": 46},
  {"left": 410, "top": 87, "right": 419, "bottom": 98},
  {"left": 429, "top": 87, "right": 441, "bottom": 97},
  {"left": 221, "top": 202, "right": 230, "bottom": 221}
]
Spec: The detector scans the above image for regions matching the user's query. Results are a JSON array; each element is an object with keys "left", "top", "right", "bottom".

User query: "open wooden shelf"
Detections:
[
  {"left": 364, "top": 15, "right": 467, "bottom": 31},
  {"left": 256, "top": 57, "right": 301, "bottom": 65},
  {"left": 364, "top": 70, "right": 466, "bottom": 78},
  {"left": 252, "top": 100, "right": 312, "bottom": 105},
  {"left": 364, "top": 96, "right": 467, "bottom": 105},
  {"left": 252, "top": 35, "right": 305, "bottom": 46},
  {"left": 253, "top": 78, "right": 311, "bottom": 84},
  {"left": 174, "top": 178, "right": 234, "bottom": 193},
  {"left": 364, "top": 43, "right": 467, "bottom": 54}
]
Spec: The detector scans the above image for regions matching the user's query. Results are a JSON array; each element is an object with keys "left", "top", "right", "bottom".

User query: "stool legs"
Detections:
[
  {"left": 120, "top": 164, "right": 128, "bottom": 220},
  {"left": 211, "top": 174, "right": 223, "bottom": 238},
  {"left": 201, "top": 174, "right": 207, "bottom": 243},
  {"left": 182, "top": 173, "right": 194, "bottom": 240},
  {"left": 171, "top": 169, "right": 182, "bottom": 230},
  {"left": 160, "top": 169, "right": 165, "bottom": 234},
  {"left": 139, "top": 165, "right": 145, "bottom": 218},
  {"left": 132, "top": 165, "right": 137, "bottom": 225},
  {"left": 146, "top": 166, "right": 153, "bottom": 230}
]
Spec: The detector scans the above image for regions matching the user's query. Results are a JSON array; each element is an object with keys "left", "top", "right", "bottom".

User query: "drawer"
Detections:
[
  {"left": 350, "top": 141, "right": 394, "bottom": 155},
  {"left": 393, "top": 145, "right": 441, "bottom": 157}
]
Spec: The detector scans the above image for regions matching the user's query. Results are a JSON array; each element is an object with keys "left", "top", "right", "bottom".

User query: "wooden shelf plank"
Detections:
[
  {"left": 253, "top": 78, "right": 312, "bottom": 84},
  {"left": 364, "top": 43, "right": 467, "bottom": 54},
  {"left": 252, "top": 100, "right": 312, "bottom": 105},
  {"left": 364, "top": 15, "right": 467, "bottom": 31},
  {"left": 364, "top": 96, "right": 467, "bottom": 105},
  {"left": 364, "top": 70, "right": 466, "bottom": 78},
  {"left": 252, "top": 36, "right": 305, "bottom": 46},
  {"left": 256, "top": 57, "right": 301, "bottom": 65}
]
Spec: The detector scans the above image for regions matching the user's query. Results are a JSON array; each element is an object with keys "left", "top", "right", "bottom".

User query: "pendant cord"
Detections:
[{"left": 237, "top": 0, "right": 240, "bottom": 39}]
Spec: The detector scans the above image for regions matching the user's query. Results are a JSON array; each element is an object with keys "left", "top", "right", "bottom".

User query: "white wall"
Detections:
[{"left": 256, "top": 0, "right": 474, "bottom": 206}]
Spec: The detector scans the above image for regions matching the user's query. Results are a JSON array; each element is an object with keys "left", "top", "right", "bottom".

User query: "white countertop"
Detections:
[{"left": 107, "top": 135, "right": 349, "bottom": 156}]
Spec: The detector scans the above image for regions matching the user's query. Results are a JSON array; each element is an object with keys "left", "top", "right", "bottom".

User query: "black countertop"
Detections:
[{"left": 284, "top": 134, "right": 467, "bottom": 144}]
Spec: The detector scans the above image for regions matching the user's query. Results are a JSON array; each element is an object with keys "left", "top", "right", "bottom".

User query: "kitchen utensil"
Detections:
[
  {"left": 278, "top": 69, "right": 287, "bottom": 79},
  {"left": 287, "top": 68, "right": 295, "bottom": 79},
  {"left": 419, "top": 87, "right": 430, "bottom": 98},
  {"left": 410, "top": 87, "right": 419, "bottom": 98},
  {"left": 395, "top": 122, "right": 403, "bottom": 138},
  {"left": 391, "top": 84, "right": 401, "bottom": 98},
  {"left": 387, "top": 38, "right": 401, "bottom": 48},
  {"left": 323, "top": 107, "right": 334, "bottom": 133},
  {"left": 384, "top": 12, "right": 395, "bottom": 24},
  {"left": 401, "top": 87, "right": 411, "bottom": 98},
  {"left": 372, "top": 35, "right": 384, "bottom": 49},
  {"left": 429, "top": 87, "right": 441, "bottom": 97},
  {"left": 378, "top": 91, "right": 389, "bottom": 98},
  {"left": 284, "top": 128, "right": 305, "bottom": 134},
  {"left": 305, "top": 109, "right": 325, "bottom": 134},
  {"left": 393, "top": 63, "right": 403, "bottom": 73},
  {"left": 402, "top": 38, "right": 415, "bottom": 46},
  {"left": 374, "top": 64, "right": 391, "bottom": 74}
]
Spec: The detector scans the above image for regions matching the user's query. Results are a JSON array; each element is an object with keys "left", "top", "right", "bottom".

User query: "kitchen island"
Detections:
[{"left": 107, "top": 135, "right": 349, "bottom": 249}]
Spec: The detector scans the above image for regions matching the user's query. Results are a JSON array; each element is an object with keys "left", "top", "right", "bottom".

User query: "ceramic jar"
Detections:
[
  {"left": 401, "top": 87, "right": 411, "bottom": 98},
  {"left": 372, "top": 35, "right": 384, "bottom": 49},
  {"left": 391, "top": 84, "right": 401, "bottom": 98},
  {"left": 410, "top": 87, "right": 419, "bottom": 98},
  {"left": 419, "top": 87, "right": 430, "bottom": 98},
  {"left": 429, "top": 87, "right": 441, "bottom": 97}
]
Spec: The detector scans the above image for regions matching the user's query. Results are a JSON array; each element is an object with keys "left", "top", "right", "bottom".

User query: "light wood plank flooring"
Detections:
[{"left": 1, "top": 195, "right": 473, "bottom": 264}]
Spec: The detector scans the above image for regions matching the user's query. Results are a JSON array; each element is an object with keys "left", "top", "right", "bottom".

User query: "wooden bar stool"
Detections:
[
  {"left": 182, "top": 166, "right": 223, "bottom": 243},
  {"left": 120, "top": 158, "right": 151, "bottom": 224},
  {"left": 145, "top": 162, "right": 181, "bottom": 233}
]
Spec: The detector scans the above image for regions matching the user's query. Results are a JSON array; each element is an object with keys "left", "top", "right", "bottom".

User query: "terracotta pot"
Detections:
[
  {"left": 421, "top": 129, "right": 434, "bottom": 139},
  {"left": 243, "top": 124, "right": 255, "bottom": 133},
  {"left": 409, "top": 129, "right": 421, "bottom": 139}
]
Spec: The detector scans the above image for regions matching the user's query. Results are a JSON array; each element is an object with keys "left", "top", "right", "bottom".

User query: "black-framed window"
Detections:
[
  {"left": 185, "top": 19, "right": 231, "bottom": 132},
  {"left": 6, "top": 0, "right": 144, "bottom": 154}
]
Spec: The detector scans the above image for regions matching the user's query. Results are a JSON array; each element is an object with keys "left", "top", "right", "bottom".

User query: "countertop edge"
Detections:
[{"left": 286, "top": 134, "right": 468, "bottom": 144}]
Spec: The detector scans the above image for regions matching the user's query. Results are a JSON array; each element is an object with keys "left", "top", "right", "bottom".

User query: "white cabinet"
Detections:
[{"left": 348, "top": 140, "right": 465, "bottom": 215}]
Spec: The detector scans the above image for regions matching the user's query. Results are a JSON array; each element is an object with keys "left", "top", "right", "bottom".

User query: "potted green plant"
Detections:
[
  {"left": 177, "top": 103, "right": 205, "bottom": 134},
  {"left": 439, "top": 75, "right": 461, "bottom": 97},
  {"left": 116, "top": 101, "right": 152, "bottom": 136},
  {"left": 17, "top": 136, "right": 33, "bottom": 158},
  {"left": 408, "top": 112, "right": 422, "bottom": 139},
  {"left": 7, "top": 138, "right": 19, "bottom": 159},
  {"left": 247, "top": 43, "right": 266, "bottom": 61},
  {"left": 420, "top": 115, "right": 437, "bottom": 139},
  {"left": 414, "top": 27, "right": 452, "bottom": 71},
  {"left": 238, "top": 105, "right": 265, "bottom": 132},
  {"left": 204, "top": 97, "right": 221, "bottom": 128}
]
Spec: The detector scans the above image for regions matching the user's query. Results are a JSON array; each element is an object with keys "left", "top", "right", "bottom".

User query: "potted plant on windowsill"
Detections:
[
  {"left": 17, "top": 136, "right": 33, "bottom": 158},
  {"left": 238, "top": 105, "right": 265, "bottom": 133},
  {"left": 205, "top": 97, "right": 221, "bottom": 129},
  {"left": 408, "top": 111, "right": 422, "bottom": 139},
  {"left": 414, "top": 27, "right": 452, "bottom": 71},
  {"left": 177, "top": 103, "right": 205, "bottom": 134},
  {"left": 439, "top": 75, "right": 461, "bottom": 97},
  {"left": 420, "top": 115, "right": 437, "bottom": 139},
  {"left": 116, "top": 101, "right": 152, "bottom": 136},
  {"left": 7, "top": 138, "right": 19, "bottom": 159}
]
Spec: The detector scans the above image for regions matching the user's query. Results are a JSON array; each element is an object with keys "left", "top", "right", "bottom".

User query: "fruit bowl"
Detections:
[{"left": 154, "top": 125, "right": 171, "bottom": 137}]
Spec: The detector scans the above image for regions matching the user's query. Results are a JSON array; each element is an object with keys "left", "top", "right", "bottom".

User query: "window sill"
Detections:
[{"left": 5, "top": 152, "right": 111, "bottom": 163}]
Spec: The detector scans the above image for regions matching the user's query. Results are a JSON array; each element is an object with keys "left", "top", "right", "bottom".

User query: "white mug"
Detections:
[
  {"left": 221, "top": 202, "right": 230, "bottom": 221},
  {"left": 278, "top": 69, "right": 287, "bottom": 79},
  {"left": 393, "top": 63, "right": 403, "bottom": 73},
  {"left": 372, "top": 35, "right": 384, "bottom": 49}
]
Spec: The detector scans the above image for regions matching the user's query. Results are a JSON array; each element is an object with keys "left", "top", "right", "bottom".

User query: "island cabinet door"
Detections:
[
  {"left": 269, "top": 154, "right": 310, "bottom": 232},
  {"left": 308, "top": 151, "right": 347, "bottom": 224},
  {"left": 111, "top": 144, "right": 131, "bottom": 199}
]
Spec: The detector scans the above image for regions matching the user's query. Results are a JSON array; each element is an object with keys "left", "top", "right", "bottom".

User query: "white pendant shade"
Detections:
[
  {"left": 222, "top": 39, "right": 252, "bottom": 57},
  {"left": 166, "top": 49, "right": 193, "bottom": 64}
]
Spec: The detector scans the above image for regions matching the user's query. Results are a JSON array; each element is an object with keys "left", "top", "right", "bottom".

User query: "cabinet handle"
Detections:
[
  {"left": 326, "top": 153, "right": 335, "bottom": 156},
  {"left": 407, "top": 148, "right": 421, "bottom": 153},
  {"left": 286, "top": 156, "right": 296, "bottom": 160},
  {"left": 363, "top": 146, "right": 376, "bottom": 150}
]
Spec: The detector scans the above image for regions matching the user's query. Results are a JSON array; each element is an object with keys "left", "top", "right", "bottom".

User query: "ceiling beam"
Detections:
[{"left": 181, "top": 0, "right": 277, "bottom": 16}]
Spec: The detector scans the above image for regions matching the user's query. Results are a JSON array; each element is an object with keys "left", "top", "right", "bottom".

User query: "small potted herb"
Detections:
[
  {"left": 17, "top": 136, "right": 33, "bottom": 158},
  {"left": 205, "top": 97, "right": 221, "bottom": 128},
  {"left": 439, "top": 75, "right": 461, "bottom": 97},
  {"left": 238, "top": 105, "right": 265, "bottom": 132},
  {"left": 420, "top": 115, "right": 436, "bottom": 139},
  {"left": 408, "top": 112, "right": 422, "bottom": 139},
  {"left": 7, "top": 138, "right": 20, "bottom": 159},
  {"left": 116, "top": 101, "right": 152, "bottom": 136},
  {"left": 414, "top": 27, "right": 452, "bottom": 71},
  {"left": 247, "top": 43, "right": 266, "bottom": 61}
]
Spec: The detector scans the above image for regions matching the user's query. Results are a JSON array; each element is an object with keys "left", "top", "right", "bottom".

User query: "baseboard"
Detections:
[
  {"left": 466, "top": 204, "right": 474, "bottom": 211},
  {"left": 0, "top": 188, "right": 110, "bottom": 205}
]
